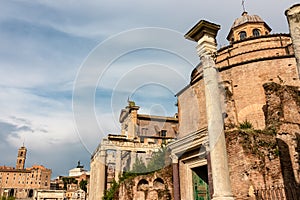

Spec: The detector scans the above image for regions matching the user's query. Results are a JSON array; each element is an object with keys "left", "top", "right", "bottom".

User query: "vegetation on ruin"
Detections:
[
  {"left": 1, "top": 197, "right": 15, "bottom": 200},
  {"left": 227, "top": 124, "right": 280, "bottom": 174},
  {"left": 102, "top": 180, "right": 119, "bottom": 200},
  {"left": 79, "top": 179, "right": 88, "bottom": 192},
  {"left": 239, "top": 119, "right": 253, "bottom": 129},
  {"left": 102, "top": 146, "right": 168, "bottom": 200},
  {"left": 62, "top": 177, "right": 78, "bottom": 190}
]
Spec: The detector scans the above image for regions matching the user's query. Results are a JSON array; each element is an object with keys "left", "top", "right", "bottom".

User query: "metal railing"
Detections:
[{"left": 255, "top": 183, "right": 299, "bottom": 200}]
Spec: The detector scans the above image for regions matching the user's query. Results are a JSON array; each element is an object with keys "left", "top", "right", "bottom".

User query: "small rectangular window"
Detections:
[
  {"left": 141, "top": 128, "right": 148, "bottom": 136},
  {"left": 160, "top": 130, "right": 167, "bottom": 137}
]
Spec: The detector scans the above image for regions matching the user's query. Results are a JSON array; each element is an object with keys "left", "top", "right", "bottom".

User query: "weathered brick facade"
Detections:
[
  {"left": 171, "top": 6, "right": 300, "bottom": 200},
  {"left": 177, "top": 34, "right": 298, "bottom": 139},
  {"left": 88, "top": 5, "right": 300, "bottom": 200},
  {"left": 225, "top": 82, "right": 300, "bottom": 199}
]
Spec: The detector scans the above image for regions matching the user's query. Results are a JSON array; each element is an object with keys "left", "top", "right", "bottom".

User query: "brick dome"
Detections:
[
  {"left": 226, "top": 11, "right": 272, "bottom": 42},
  {"left": 231, "top": 12, "right": 265, "bottom": 29}
]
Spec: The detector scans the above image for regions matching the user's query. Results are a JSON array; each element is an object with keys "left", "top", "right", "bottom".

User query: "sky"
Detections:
[{"left": 0, "top": 0, "right": 299, "bottom": 178}]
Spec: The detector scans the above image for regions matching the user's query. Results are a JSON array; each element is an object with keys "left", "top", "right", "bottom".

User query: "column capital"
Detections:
[
  {"left": 285, "top": 3, "right": 300, "bottom": 17},
  {"left": 196, "top": 35, "right": 218, "bottom": 58},
  {"left": 199, "top": 140, "right": 210, "bottom": 156},
  {"left": 170, "top": 153, "right": 179, "bottom": 163},
  {"left": 185, "top": 20, "right": 220, "bottom": 58}
]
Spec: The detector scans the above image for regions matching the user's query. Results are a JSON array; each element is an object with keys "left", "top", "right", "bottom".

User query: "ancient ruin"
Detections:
[
  {"left": 89, "top": 102, "right": 178, "bottom": 199},
  {"left": 89, "top": 4, "right": 300, "bottom": 200}
]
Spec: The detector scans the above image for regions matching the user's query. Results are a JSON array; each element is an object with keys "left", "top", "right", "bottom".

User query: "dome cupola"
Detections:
[{"left": 227, "top": 11, "right": 272, "bottom": 43}]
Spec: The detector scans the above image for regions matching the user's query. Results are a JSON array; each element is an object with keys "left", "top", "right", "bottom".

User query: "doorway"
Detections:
[
  {"left": 192, "top": 166, "right": 210, "bottom": 200},
  {"left": 8, "top": 189, "right": 14, "bottom": 197}
]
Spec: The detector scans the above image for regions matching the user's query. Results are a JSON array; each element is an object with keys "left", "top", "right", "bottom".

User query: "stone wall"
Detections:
[
  {"left": 286, "top": 4, "right": 300, "bottom": 78},
  {"left": 263, "top": 82, "right": 300, "bottom": 188},
  {"left": 116, "top": 166, "right": 173, "bottom": 200},
  {"left": 177, "top": 81, "right": 206, "bottom": 138},
  {"left": 226, "top": 129, "right": 283, "bottom": 200},
  {"left": 225, "top": 82, "right": 300, "bottom": 200}
]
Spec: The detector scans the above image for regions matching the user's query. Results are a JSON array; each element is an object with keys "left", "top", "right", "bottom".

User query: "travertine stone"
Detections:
[
  {"left": 201, "top": 55, "right": 234, "bottom": 200},
  {"left": 286, "top": 4, "right": 300, "bottom": 78}
]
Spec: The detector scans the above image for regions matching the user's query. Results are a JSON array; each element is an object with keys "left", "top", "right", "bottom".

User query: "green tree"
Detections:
[
  {"left": 131, "top": 157, "right": 147, "bottom": 174},
  {"left": 1, "top": 197, "right": 15, "bottom": 200},
  {"left": 102, "top": 146, "right": 168, "bottom": 200},
  {"left": 79, "top": 179, "right": 88, "bottom": 192},
  {"left": 147, "top": 147, "right": 166, "bottom": 172},
  {"left": 102, "top": 180, "right": 119, "bottom": 200},
  {"left": 62, "top": 177, "right": 78, "bottom": 190}
]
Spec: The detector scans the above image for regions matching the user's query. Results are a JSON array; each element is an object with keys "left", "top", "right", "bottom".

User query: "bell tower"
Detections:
[{"left": 16, "top": 145, "right": 27, "bottom": 169}]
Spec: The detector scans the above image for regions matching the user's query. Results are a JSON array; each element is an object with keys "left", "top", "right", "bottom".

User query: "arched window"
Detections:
[
  {"left": 153, "top": 178, "right": 165, "bottom": 190},
  {"left": 137, "top": 179, "right": 149, "bottom": 191},
  {"left": 239, "top": 31, "right": 247, "bottom": 40},
  {"left": 253, "top": 29, "right": 260, "bottom": 37}
]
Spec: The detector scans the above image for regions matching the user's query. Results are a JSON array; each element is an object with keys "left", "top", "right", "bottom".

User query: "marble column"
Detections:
[
  {"left": 90, "top": 149, "right": 106, "bottom": 200},
  {"left": 185, "top": 20, "right": 234, "bottom": 200},
  {"left": 285, "top": 4, "right": 300, "bottom": 78},
  {"left": 170, "top": 153, "right": 180, "bottom": 200},
  {"left": 99, "top": 150, "right": 107, "bottom": 199},
  {"left": 115, "top": 149, "right": 122, "bottom": 182}
]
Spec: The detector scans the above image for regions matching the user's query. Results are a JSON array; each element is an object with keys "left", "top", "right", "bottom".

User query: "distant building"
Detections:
[
  {"left": 51, "top": 162, "right": 89, "bottom": 200},
  {"left": 34, "top": 189, "right": 66, "bottom": 200},
  {"left": 68, "top": 161, "right": 88, "bottom": 177},
  {"left": 89, "top": 102, "right": 178, "bottom": 200},
  {"left": 0, "top": 146, "right": 51, "bottom": 199},
  {"left": 68, "top": 189, "right": 85, "bottom": 200}
]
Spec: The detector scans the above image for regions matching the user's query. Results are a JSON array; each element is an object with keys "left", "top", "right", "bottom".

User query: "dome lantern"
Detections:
[{"left": 227, "top": 12, "right": 272, "bottom": 43}]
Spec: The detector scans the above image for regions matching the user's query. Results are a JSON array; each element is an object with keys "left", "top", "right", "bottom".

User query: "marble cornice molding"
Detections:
[{"left": 168, "top": 127, "right": 208, "bottom": 157}]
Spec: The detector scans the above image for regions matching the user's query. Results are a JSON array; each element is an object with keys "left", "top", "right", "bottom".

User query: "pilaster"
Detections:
[
  {"left": 285, "top": 4, "right": 300, "bottom": 79},
  {"left": 170, "top": 153, "right": 180, "bottom": 200}
]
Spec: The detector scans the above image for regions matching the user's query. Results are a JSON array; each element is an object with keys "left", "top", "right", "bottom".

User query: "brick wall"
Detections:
[
  {"left": 225, "top": 82, "right": 300, "bottom": 200},
  {"left": 177, "top": 34, "right": 299, "bottom": 139}
]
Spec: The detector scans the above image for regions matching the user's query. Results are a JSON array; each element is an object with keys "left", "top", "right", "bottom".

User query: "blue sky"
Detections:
[{"left": 0, "top": 0, "right": 298, "bottom": 178}]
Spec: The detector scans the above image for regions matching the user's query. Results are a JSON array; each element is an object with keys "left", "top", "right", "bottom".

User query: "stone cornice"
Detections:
[
  {"left": 167, "top": 128, "right": 208, "bottom": 157},
  {"left": 185, "top": 20, "right": 220, "bottom": 42},
  {"left": 187, "top": 54, "right": 295, "bottom": 86},
  {"left": 137, "top": 114, "right": 178, "bottom": 122},
  {"left": 219, "top": 33, "right": 291, "bottom": 51}
]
